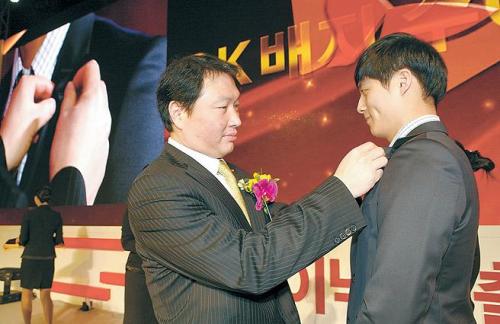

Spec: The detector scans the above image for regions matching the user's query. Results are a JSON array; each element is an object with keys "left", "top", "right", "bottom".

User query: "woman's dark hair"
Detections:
[
  {"left": 455, "top": 141, "right": 495, "bottom": 172},
  {"left": 36, "top": 185, "right": 52, "bottom": 204}
]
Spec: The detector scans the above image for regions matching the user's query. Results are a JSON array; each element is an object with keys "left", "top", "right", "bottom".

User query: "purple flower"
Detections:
[{"left": 252, "top": 179, "right": 278, "bottom": 211}]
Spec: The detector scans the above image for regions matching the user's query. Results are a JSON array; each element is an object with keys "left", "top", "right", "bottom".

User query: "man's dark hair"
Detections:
[
  {"left": 36, "top": 186, "right": 52, "bottom": 204},
  {"left": 157, "top": 53, "right": 240, "bottom": 132},
  {"left": 355, "top": 32, "right": 448, "bottom": 104}
]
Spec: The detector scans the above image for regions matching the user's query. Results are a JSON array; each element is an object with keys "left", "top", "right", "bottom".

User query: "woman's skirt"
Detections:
[{"left": 20, "top": 258, "right": 55, "bottom": 289}]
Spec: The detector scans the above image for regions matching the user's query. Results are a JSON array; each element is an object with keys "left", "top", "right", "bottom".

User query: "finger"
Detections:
[
  {"left": 100, "top": 80, "right": 109, "bottom": 109},
  {"left": 33, "top": 77, "right": 55, "bottom": 102},
  {"left": 72, "top": 60, "right": 101, "bottom": 92},
  {"left": 60, "top": 81, "right": 77, "bottom": 114},
  {"left": 355, "top": 141, "right": 377, "bottom": 153},
  {"left": 374, "top": 168, "right": 384, "bottom": 182},
  {"left": 373, "top": 155, "right": 388, "bottom": 169},
  {"left": 35, "top": 98, "right": 56, "bottom": 128},
  {"left": 100, "top": 81, "right": 112, "bottom": 137},
  {"left": 366, "top": 146, "right": 386, "bottom": 160},
  {"left": 15, "top": 75, "right": 54, "bottom": 101}
]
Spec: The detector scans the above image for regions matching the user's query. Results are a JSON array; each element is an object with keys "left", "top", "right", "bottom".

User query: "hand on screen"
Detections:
[
  {"left": 0, "top": 76, "right": 56, "bottom": 171},
  {"left": 50, "top": 60, "right": 111, "bottom": 204}
]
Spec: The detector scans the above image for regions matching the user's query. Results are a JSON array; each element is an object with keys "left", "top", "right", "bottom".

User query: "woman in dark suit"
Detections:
[{"left": 19, "top": 186, "right": 63, "bottom": 324}]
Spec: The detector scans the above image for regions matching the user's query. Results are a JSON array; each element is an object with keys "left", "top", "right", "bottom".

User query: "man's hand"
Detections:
[
  {"left": 334, "top": 142, "right": 387, "bottom": 198},
  {"left": 0, "top": 76, "right": 56, "bottom": 170},
  {"left": 50, "top": 60, "right": 111, "bottom": 204}
]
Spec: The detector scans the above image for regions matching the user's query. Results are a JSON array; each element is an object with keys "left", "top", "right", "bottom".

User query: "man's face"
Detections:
[
  {"left": 356, "top": 77, "right": 401, "bottom": 142},
  {"left": 180, "top": 72, "right": 241, "bottom": 158}
]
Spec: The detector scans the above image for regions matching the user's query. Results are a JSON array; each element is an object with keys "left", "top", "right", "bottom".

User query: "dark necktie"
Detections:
[
  {"left": 388, "top": 135, "right": 417, "bottom": 158},
  {"left": 12, "top": 67, "right": 35, "bottom": 89}
]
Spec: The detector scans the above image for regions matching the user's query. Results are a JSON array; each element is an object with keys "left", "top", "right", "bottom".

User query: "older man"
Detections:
[{"left": 128, "top": 53, "right": 387, "bottom": 323}]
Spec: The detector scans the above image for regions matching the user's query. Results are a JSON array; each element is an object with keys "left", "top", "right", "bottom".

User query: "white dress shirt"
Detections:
[
  {"left": 168, "top": 138, "right": 235, "bottom": 195},
  {"left": 389, "top": 115, "right": 440, "bottom": 147}
]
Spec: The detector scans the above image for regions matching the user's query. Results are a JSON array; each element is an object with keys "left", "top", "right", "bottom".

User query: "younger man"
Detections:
[{"left": 348, "top": 33, "right": 480, "bottom": 323}]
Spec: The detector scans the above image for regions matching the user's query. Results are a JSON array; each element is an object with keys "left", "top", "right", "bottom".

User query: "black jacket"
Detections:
[{"left": 20, "top": 205, "right": 64, "bottom": 259}]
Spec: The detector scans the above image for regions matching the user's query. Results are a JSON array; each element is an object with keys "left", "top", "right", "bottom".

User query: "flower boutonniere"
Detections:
[{"left": 238, "top": 172, "right": 279, "bottom": 219}]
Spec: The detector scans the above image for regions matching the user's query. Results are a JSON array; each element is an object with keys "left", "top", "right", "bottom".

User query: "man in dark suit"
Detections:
[
  {"left": 0, "top": 13, "right": 166, "bottom": 207},
  {"left": 128, "top": 53, "right": 387, "bottom": 323},
  {"left": 347, "top": 33, "right": 480, "bottom": 323}
]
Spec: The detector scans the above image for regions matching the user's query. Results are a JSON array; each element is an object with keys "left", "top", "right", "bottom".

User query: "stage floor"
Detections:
[{"left": 0, "top": 299, "right": 123, "bottom": 323}]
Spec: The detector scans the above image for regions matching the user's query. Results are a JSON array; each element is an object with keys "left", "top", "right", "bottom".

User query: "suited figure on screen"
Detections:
[
  {"left": 0, "top": 13, "right": 166, "bottom": 207},
  {"left": 347, "top": 33, "right": 487, "bottom": 323},
  {"left": 128, "top": 53, "right": 388, "bottom": 323},
  {"left": 0, "top": 60, "right": 109, "bottom": 207}
]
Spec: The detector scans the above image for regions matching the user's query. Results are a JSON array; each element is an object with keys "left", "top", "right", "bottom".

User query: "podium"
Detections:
[{"left": 0, "top": 267, "right": 21, "bottom": 304}]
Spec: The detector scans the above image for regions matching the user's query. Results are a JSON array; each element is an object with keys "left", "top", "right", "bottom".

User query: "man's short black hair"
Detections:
[
  {"left": 157, "top": 53, "right": 240, "bottom": 132},
  {"left": 355, "top": 32, "right": 447, "bottom": 104}
]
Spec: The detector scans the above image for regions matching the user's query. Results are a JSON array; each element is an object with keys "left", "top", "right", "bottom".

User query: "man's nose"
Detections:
[
  {"left": 229, "top": 106, "right": 241, "bottom": 128},
  {"left": 356, "top": 96, "right": 366, "bottom": 114}
]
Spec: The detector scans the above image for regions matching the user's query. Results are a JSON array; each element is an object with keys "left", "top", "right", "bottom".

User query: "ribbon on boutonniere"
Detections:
[{"left": 238, "top": 172, "right": 279, "bottom": 219}]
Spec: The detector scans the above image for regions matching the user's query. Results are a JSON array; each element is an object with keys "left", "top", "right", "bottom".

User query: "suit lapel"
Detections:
[
  {"left": 164, "top": 144, "right": 253, "bottom": 231},
  {"left": 363, "top": 121, "right": 449, "bottom": 220},
  {"left": 389, "top": 121, "right": 448, "bottom": 158}
]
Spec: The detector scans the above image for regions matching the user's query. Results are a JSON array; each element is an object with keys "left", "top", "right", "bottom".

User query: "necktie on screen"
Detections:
[{"left": 13, "top": 67, "right": 35, "bottom": 89}]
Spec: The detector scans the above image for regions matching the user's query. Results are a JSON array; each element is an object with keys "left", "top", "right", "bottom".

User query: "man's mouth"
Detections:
[{"left": 224, "top": 133, "right": 237, "bottom": 141}]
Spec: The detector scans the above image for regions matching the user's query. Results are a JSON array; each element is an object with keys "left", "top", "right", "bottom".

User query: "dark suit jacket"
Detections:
[
  {"left": 0, "top": 14, "right": 166, "bottom": 207},
  {"left": 347, "top": 121, "right": 479, "bottom": 323},
  {"left": 121, "top": 210, "right": 142, "bottom": 270},
  {"left": 19, "top": 205, "right": 63, "bottom": 259},
  {"left": 128, "top": 143, "right": 365, "bottom": 323}
]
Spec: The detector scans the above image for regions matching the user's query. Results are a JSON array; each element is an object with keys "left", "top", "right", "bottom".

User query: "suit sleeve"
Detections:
[
  {"left": 19, "top": 213, "right": 30, "bottom": 246},
  {"left": 129, "top": 173, "right": 364, "bottom": 295},
  {"left": 50, "top": 167, "right": 87, "bottom": 206},
  {"left": 0, "top": 137, "right": 28, "bottom": 207},
  {"left": 0, "top": 136, "right": 86, "bottom": 207},
  {"left": 54, "top": 212, "right": 64, "bottom": 245},
  {"left": 121, "top": 211, "right": 136, "bottom": 252},
  {"left": 355, "top": 140, "right": 466, "bottom": 323}
]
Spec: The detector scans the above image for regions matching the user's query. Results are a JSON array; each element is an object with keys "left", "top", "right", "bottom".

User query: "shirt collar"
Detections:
[
  {"left": 389, "top": 114, "right": 440, "bottom": 147},
  {"left": 168, "top": 138, "right": 220, "bottom": 177},
  {"left": 12, "top": 23, "right": 70, "bottom": 84}
]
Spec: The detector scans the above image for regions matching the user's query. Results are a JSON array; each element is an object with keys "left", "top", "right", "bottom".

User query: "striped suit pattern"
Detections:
[{"left": 128, "top": 143, "right": 365, "bottom": 323}]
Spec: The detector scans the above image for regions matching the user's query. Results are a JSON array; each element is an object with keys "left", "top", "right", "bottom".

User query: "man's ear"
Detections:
[
  {"left": 397, "top": 69, "right": 412, "bottom": 96},
  {"left": 168, "top": 101, "right": 186, "bottom": 130}
]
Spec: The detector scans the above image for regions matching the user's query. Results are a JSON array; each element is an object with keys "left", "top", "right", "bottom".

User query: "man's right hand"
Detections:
[
  {"left": 50, "top": 60, "right": 111, "bottom": 204},
  {"left": 0, "top": 76, "right": 56, "bottom": 171},
  {"left": 334, "top": 142, "right": 387, "bottom": 198}
]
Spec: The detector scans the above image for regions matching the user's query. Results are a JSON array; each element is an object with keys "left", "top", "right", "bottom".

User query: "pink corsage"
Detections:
[{"left": 238, "top": 172, "right": 279, "bottom": 219}]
